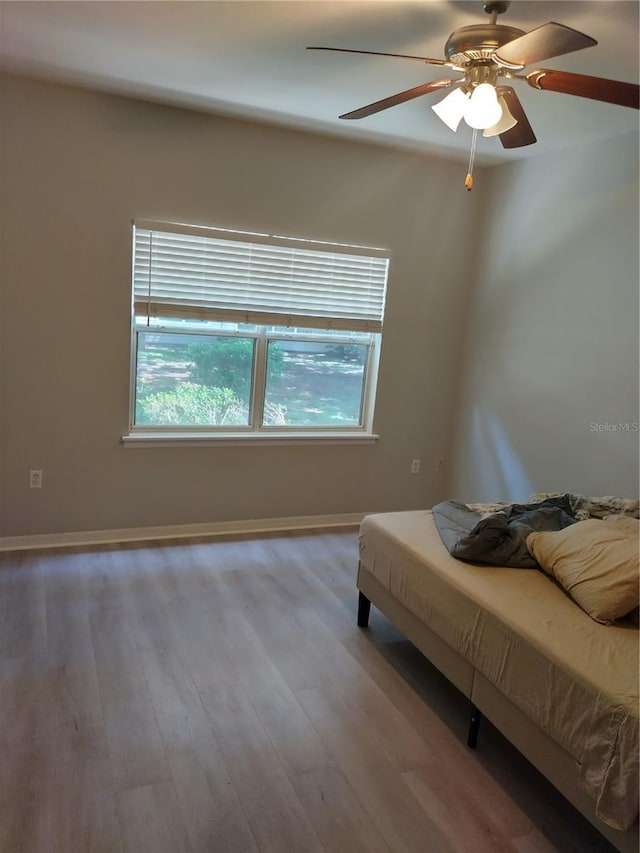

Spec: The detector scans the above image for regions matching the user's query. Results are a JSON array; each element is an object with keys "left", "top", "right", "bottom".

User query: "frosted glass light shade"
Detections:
[
  {"left": 431, "top": 88, "right": 470, "bottom": 132},
  {"left": 464, "top": 84, "right": 502, "bottom": 130},
  {"left": 483, "top": 96, "right": 518, "bottom": 137}
]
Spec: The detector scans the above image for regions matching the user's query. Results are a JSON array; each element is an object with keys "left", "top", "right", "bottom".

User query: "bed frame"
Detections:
[{"left": 357, "top": 563, "right": 639, "bottom": 853}]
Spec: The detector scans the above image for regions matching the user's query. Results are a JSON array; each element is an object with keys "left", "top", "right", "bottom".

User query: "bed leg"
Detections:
[
  {"left": 467, "top": 704, "right": 482, "bottom": 749},
  {"left": 357, "top": 591, "right": 371, "bottom": 628}
]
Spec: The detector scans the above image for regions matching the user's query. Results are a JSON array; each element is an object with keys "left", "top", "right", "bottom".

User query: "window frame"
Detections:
[{"left": 124, "top": 221, "right": 387, "bottom": 445}]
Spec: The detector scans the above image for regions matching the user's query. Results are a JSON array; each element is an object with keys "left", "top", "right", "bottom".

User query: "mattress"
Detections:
[{"left": 359, "top": 510, "right": 640, "bottom": 831}]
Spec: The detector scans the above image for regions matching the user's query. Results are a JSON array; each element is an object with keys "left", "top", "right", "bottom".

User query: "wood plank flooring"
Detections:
[{"left": 0, "top": 531, "right": 615, "bottom": 853}]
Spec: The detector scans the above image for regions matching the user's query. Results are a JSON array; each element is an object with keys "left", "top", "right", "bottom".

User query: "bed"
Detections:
[{"left": 357, "top": 510, "right": 639, "bottom": 853}]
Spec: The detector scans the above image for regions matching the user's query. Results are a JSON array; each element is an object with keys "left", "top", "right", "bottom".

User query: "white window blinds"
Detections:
[{"left": 133, "top": 221, "right": 389, "bottom": 333}]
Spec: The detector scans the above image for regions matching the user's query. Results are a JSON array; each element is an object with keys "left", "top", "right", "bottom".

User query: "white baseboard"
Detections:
[{"left": 0, "top": 512, "right": 366, "bottom": 553}]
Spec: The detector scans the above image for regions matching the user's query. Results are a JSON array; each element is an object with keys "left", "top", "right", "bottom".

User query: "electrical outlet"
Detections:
[
  {"left": 29, "top": 469, "right": 43, "bottom": 489},
  {"left": 435, "top": 459, "right": 445, "bottom": 473},
  {"left": 410, "top": 458, "right": 421, "bottom": 475}
]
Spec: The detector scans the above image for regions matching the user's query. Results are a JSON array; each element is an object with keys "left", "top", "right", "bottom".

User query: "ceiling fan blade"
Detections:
[
  {"left": 527, "top": 69, "right": 640, "bottom": 109},
  {"left": 496, "top": 87, "right": 537, "bottom": 148},
  {"left": 493, "top": 22, "right": 596, "bottom": 69},
  {"left": 306, "top": 46, "right": 449, "bottom": 67},
  {"left": 339, "top": 79, "right": 454, "bottom": 120}
]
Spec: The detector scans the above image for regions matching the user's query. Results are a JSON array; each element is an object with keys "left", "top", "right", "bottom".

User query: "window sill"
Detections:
[{"left": 121, "top": 431, "right": 380, "bottom": 448}]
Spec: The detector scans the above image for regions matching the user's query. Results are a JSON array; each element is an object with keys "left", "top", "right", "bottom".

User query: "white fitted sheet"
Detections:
[{"left": 359, "top": 510, "right": 639, "bottom": 831}]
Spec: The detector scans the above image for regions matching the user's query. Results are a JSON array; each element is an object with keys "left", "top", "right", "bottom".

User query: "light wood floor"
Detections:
[{"left": 0, "top": 530, "right": 615, "bottom": 853}]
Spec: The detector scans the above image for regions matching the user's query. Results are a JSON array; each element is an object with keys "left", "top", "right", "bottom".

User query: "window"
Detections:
[{"left": 128, "top": 220, "right": 389, "bottom": 441}]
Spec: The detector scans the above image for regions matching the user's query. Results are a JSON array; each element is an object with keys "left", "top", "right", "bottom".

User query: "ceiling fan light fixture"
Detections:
[
  {"left": 483, "top": 95, "right": 518, "bottom": 137},
  {"left": 464, "top": 83, "right": 503, "bottom": 130},
  {"left": 431, "top": 88, "right": 470, "bottom": 132}
]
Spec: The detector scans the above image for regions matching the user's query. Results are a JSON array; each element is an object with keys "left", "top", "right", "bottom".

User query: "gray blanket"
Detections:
[{"left": 432, "top": 496, "right": 577, "bottom": 568}]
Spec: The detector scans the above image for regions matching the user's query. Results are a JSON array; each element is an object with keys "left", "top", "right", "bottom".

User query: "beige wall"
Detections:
[
  {"left": 450, "top": 131, "right": 640, "bottom": 501},
  {"left": 0, "top": 74, "right": 483, "bottom": 537}
]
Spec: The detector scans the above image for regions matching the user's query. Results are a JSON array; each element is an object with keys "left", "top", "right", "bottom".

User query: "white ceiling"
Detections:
[{"left": 0, "top": 0, "right": 638, "bottom": 165}]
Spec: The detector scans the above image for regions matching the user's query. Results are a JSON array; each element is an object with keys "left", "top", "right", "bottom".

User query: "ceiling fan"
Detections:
[{"left": 308, "top": 1, "right": 639, "bottom": 187}]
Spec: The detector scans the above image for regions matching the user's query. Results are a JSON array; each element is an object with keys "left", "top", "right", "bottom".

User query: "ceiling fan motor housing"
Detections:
[{"left": 445, "top": 24, "right": 525, "bottom": 64}]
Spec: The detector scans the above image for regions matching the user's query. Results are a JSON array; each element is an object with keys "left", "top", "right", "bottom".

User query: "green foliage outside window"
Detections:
[
  {"left": 324, "top": 343, "right": 366, "bottom": 364},
  {"left": 187, "top": 338, "right": 283, "bottom": 398},
  {"left": 136, "top": 384, "right": 246, "bottom": 426},
  {"left": 135, "top": 332, "right": 364, "bottom": 428}
]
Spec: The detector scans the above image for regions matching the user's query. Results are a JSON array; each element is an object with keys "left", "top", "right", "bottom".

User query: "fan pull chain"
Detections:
[{"left": 465, "top": 128, "right": 478, "bottom": 191}]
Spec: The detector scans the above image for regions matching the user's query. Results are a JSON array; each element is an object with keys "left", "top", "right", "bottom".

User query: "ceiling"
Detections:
[{"left": 0, "top": 0, "right": 638, "bottom": 165}]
